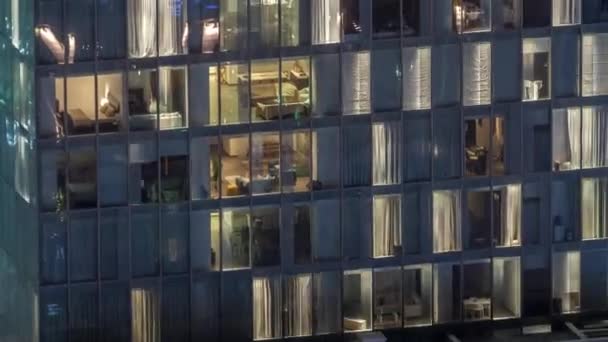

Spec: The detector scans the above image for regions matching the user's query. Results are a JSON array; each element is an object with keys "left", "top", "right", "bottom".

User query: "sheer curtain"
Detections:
[
  {"left": 284, "top": 275, "right": 312, "bottom": 337},
  {"left": 402, "top": 46, "right": 431, "bottom": 110},
  {"left": 500, "top": 184, "right": 521, "bottom": 247},
  {"left": 372, "top": 123, "right": 401, "bottom": 185},
  {"left": 373, "top": 195, "right": 402, "bottom": 258},
  {"left": 128, "top": 0, "right": 157, "bottom": 58},
  {"left": 582, "top": 34, "right": 608, "bottom": 97},
  {"left": 552, "top": 251, "right": 580, "bottom": 313},
  {"left": 253, "top": 277, "right": 281, "bottom": 340},
  {"left": 311, "top": 0, "right": 340, "bottom": 44},
  {"left": 342, "top": 52, "right": 371, "bottom": 115},
  {"left": 131, "top": 288, "right": 160, "bottom": 342},
  {"left": 552, "top": 0, "right": 581, "bottom": 26},
  {"left": 128, "top": 0, "right": 186, "bottom": 58},
  {"left": 567, "top": 107, "right": 581, "bottom": 169},
  {"left": 158, "top": 0, "right": 187, "bottom": 56},
  {"left": 463, "top": 42, "right": 491, "bottom": 106},
  {"left": 582, "top": 106, "right": 608, "bottom": 168},
  {"left": 433, "top": 190, "right": 461, "bottom": 253},
  {"left": 582, "top": 177, "right": 608, "bottom": 240}
]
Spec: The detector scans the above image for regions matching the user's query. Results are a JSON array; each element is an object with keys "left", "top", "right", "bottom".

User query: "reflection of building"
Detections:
[
  {"left": 0, "top": 1, "right": 39, "bottom": 341},
  {"left": 20, "top": 0, "right": 608, "bottom": 341}
]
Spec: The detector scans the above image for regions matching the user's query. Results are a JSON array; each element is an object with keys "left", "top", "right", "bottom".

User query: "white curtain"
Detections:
[
  {"left": 128, "top": 0, "right": 157, "bottom": 58},
  {"left": 128, "top": 0, "right": 186, "bottom": 58},
  {"left": 372, "top": 123, "right": 400, "bottom": 185},
  {"left": 433, "top": 190, "right": 461, "bottom": 253},
  {"left": 463, "top": 42, "right": 491, "bottom": 106},
  {"left": 552, "top": 251, "right": 580, "bottom": 313},
  {"left": 500, "top": 184, "right": 521, "bottom": 247},
  {"left": 285, "top": 275, "right": 312, "bottom": 337},
  {"left": 253, "top": 277, "right": 282, "bottom": 340},
  {"left": 342, "top": 52, "right": 371, "bottom": 115},
  {"left": 312, "top": 0, "right": 340, "bottom": 44},
  {"left": 373, "top": 195, "right": 402, "bottom": 258},
  {"left": 158, "top": 0, "right": 187, "bottom": 56},
  {"left": 582, "top": 106, "right": 608, "bottom": 168},
  {"left": 131, "top": 288, "right": 160, "bottom": 342},
  {"left": 582, "top": 33, "right": 608, "bottom": 97},
  {"left": 567, "top": 107, "right": 581, "bottom": 169},
  {"left": 402, "top": 47, "right": 431, "bottom": 110},
  {"left": 582, "top": 177, "right": 608, "bottom": 240},
  {"left": 553, "top": 0, "right": 581, "bottom": 26}
]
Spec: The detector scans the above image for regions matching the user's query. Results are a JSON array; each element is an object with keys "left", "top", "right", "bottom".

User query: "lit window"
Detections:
[
  {"left": 494, "top": 184, "right": 522, "bottom": 248},
  {"left": 253, "top": 276, "right": 282, "bottom": 340},
  {"left": 372, "top": 122, "right": 401, "bottom": 185},
  {"left": 127, "top": 0, "right": 188, "bottom": 58},
  {"left": 127, "top": 67, "right": 187, "bottom": 131},
  {"left": 221, "top": 207, "right": 250, "bottom": 270},
  {"left": 464, "top": 118, "right": 490, "bottom": 177},
  {"left": 463, "top": 260, "right": 492, "bottom": 321},
  {"left": 582, "top": 33, "right": 608, "bottom": 97},
  {"left": 403, "top": 264, "right": 432, "bottom": 326},
  {"left": 552, "top": 251, "right": 580, "bottom": 314},
  {"left": 220, "top": 135, "right": 249, "bottom": 197},
  {"left": 582, "top": 106, "right": 608, "bottom": 168},
  {"left": 131, "top": 284, "right": 160, "bottom": 341},
  {"left": 311, "top": 0, "right": 341, "bottom": 45},
  {"left": 432, "top": 190, "right": 462, "bottom": 253},
  {"left": 462, "top": 42, "right": 491, "bottom": 106},
  {"left": 402, "top": 46, "right": 431, "bottom": 111},
  {"left": 342, "top": 51, "right": 371, "bottom": 115},
  {"left": 493, "top": 257, "right": 521, "bottom": 319},
  {"left": 219, "top": 61, "right": 249, "bottom": 124},
  {"left": 552, "top": 107, "right": 581, "bottom": 171},
  {"left": 251, "top": 132, "right": 280, "bottom": 195},
  {"left": 250, "top": 0, "right": 279, "bottom": 49},
  {"left": 281, "top": 0, "right": 307, "bottom": 47},
  {"left": 373, "top": 268, "right": 402, "bottom": 329},
  {"left": 372, "top": 195, "right": 402, "bottom": 258},
  {"left": 552, "top": 0, "right": 581, "bottom": 26},
  {"left": 343, "top": 269, "right": 372, "bottom": 332},
  {"left": 453, "top": 0, "right": 492, "bottom": 33},
  {"left": 522, "top": 38, "right": 551, "bottom": 101},
  {"left": 281, "top": 130, "right": 311, "bottom": 193},
  {"left": 582, "top": 177, "right": 608, "bottom": 240},
  {"left": 284, "top": 274, "right": 313, "bottom": 337}
]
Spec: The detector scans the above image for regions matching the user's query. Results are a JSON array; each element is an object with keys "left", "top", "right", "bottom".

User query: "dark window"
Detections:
[
  {"left": 373, "top": 0, "right": 400, "bottom": 38},
  {"left": 251, "top": 207, "right": 280, "bottom": 267},
  {"left": 523, "top": 0, "right": 551, "bottom": 27}
]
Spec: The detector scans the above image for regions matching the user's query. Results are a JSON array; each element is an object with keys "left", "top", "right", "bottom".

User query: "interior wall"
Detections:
[
  {"left": 66, "top": 76, "right": 96, "bottom": 115},
  {"left": 475, "top": 119, "right": 491, "bottom": 148}
]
